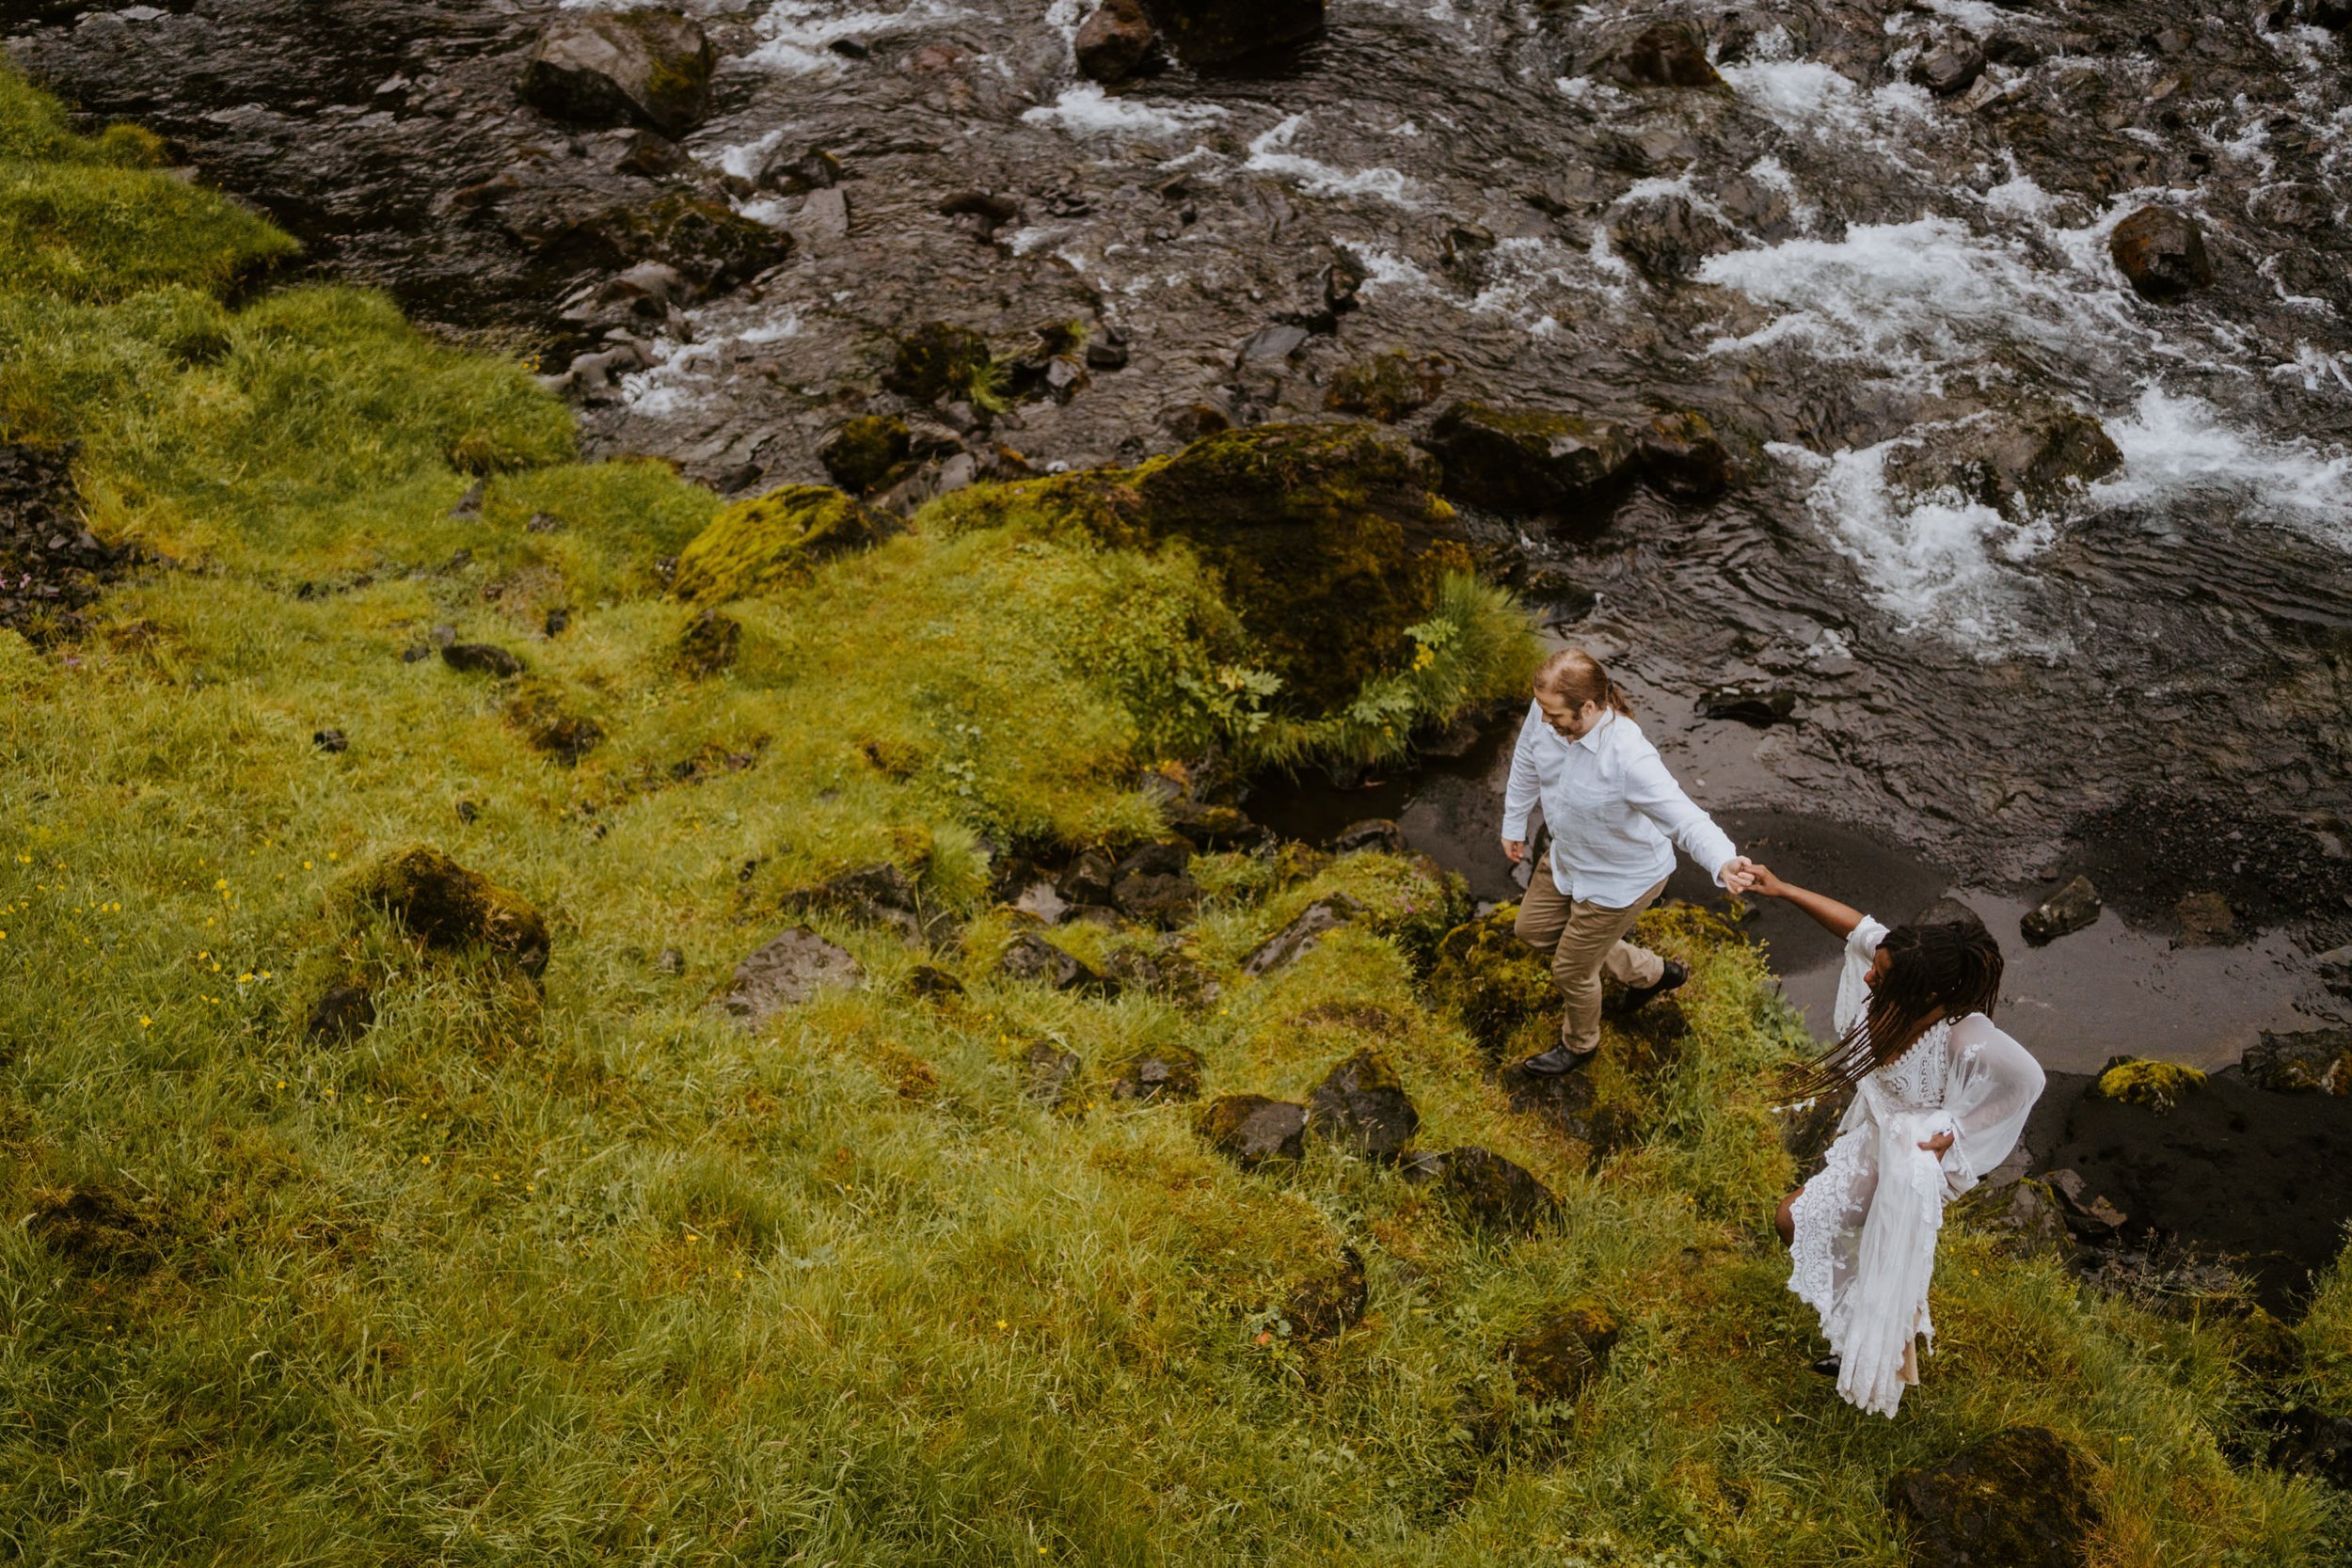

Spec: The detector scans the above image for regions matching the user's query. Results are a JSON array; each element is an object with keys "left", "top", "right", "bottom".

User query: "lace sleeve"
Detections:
[
  {"left": 1831, "top": 916, "right": 1891, "bottom": 1039},
  {"left": 1938, "top": 1019, "right": 2046, "bottom": 1198}
]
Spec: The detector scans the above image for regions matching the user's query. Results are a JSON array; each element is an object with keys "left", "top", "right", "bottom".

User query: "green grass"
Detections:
[{"left": 0, "top": 61, "right": 2345, "bottom": 1568}]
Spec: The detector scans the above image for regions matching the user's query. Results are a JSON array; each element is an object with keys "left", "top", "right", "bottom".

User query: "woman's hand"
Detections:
[
  {"left": 1501, "top": 838, "right": 1527, "bottom": 865},
  {"left": 1740, "top": 862, "right": 1788, "bottom": 898},
  {"left": 1916, "top": 1130, "right": 1955, "bottom": 1157}
]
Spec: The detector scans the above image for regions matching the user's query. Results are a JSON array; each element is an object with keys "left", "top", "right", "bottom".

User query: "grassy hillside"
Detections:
[{"left": 0, "top": 63, "right": 2345, "bottom": 1567}]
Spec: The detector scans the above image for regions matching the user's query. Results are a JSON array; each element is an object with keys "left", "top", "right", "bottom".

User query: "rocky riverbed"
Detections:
[{"left": 10, "top": 3, "right": 2352, "bottom": 1048}]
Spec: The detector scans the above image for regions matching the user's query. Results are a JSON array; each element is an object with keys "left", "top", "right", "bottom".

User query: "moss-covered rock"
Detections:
[
  {"left": 818, "top": 414, "right": 913, "bottom": 493},
  {"left": 2091, "top": 1055, "right": 2208, "bottom": 1114},
  {"left": 504, "top": 679, "right": 606, "bottom": 765},
  {"left": 883, "top": 321, "right": 993, "bottom": 402},
  {"left": 357, "top": 846, "right": 551, "bottom": 977},
  {"left": 519, "top": 8, "right": 717, "bottom": 137},
  {"left": 1198, "top": 1094, "right": 1310, "bottom": 1169},
  {"left": 1504, "top": 1300, "right": 1620, "bottom": 1402},
  {"left": 1402, "top": 1145, "right": 1559, "bottom": 1234},
  {"left": 1422, "top": 401, "right": 1638, "bottom": 533},
  {"left": 672, "top": 484, "right": 898, "bottom": 603},
  {"left": 1887, "top": 1426, "right": 2104, "bottom": 1568},
  {"left": 1305, "top": 1048, "right": 1419, "bottom": 1161},
  {"left": 2243, "top": 1027, "right": 2352, "bottom": 1096},
  {"left": 1427, "top": 904, "right": 1556, "bottom": 1057},
  {"left": 1325, "top": 350, "right": 1449, "bottom": 422}
]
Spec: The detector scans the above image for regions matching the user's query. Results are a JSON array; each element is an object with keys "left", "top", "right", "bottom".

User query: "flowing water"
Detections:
[{"left": 12, "top": 0, "right": 2352, "bottom": 1052}]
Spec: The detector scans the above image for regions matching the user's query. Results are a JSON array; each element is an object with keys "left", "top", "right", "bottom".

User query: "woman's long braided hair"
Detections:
[{"left": 1777, "top": 920, "right": 2006, "bottom": 1102}]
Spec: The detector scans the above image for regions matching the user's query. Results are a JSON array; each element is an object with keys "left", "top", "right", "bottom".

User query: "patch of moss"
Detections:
[
  {"left": 2092, "top": 1055, "right": 2209, "bottom": 1113},
  {"left": 353, "top": 845, "right": 551, "bottom": 977},
  {"left": 1427, "top": 903, "right": 1557, "bottom": 1055},
  {"left": 671, "top": 483, "right": 897, "bottom": 602}
]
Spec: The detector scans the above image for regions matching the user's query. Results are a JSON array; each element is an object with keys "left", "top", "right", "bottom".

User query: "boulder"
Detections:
[
  {"left": 2022, "top": 875, "right": 2101, "bottom": 943},
  {"left": 1637, "top": 411, "right": 1730, "bottom": 501},
  {"left": 2089, "top": 1055, "right": 2206, "bottom": 1114},
  {"left": 1882, "top": 403, "right": 2122, "bottom": 520},
  {"left": 1911, "top": 37, "right": 1985, "bottom": 97},
  {"left": 671, "top": 485, "right": 898, "bottom": 603},
  {"left": 2109, "top": 207, "right": 2214, "bottom": 302},
  {"left": 1109, "top": 1046, "right": 1204, "bottom": 1103},
  {"left": 441, "top": 642, "right": 524, "bottom": 678},
  {"left": 1401, "top": 1146, "right": 1560, "bottom": 1234},
  {"left": 2241, "top": 1028, "right": 2352, "bottom": 1096},
  {"left": 359, "top": 847, "right": 552, "bottom": 977},
  {"left": 1057, "top": 847, "right": 1119, "bottom": 908},
  {"left": 715, "top": 927, "right": 863, "bottom": 1028},
  {"left": 1284, "top": 1246, "right": 1368, "bottom": 1338},
  {"left": 1198, "top": 1094, "right": 1310, "bottom": 1168},
  {"left": 1696, "top": 682, "right": 1794, "bottom": 725},
  {"left": 1330, "top": 818, "right": 1408, "bottom": 855},
  {"left": 305, "top": 983, "right": 374, "bottom": 1044},
  {"left": 1024, "top": 1042, "right": 1085, "bottom": 1109},
  {"left": 1144, "top": 0, "right": 1324, "bottom": 66},
  {"left": 998, "top": 932, "right": 1113, "bottom": 994},
  {"left": 1129, "top": 424, "right": 1471, "bottom": 710},
  {"left": 1504, "top": 1301, "right": 1619, "bottom": 1402},
  {"left": 1111, "top": 840, "right": 1200, "bottom": 927},
  {"left": 1422, "top": 401, "right": 1638, "bottom": 533},
  {"left": 1887, "top": 1426, "right": 2103, "bottom": 1568},
  {"left": 1325, "top": 350, "right": 1450, "bottom": 422},
  {"left": 1241, "top": 894, "right": 1365, "bottom": 976},
  {"left": 675, "top": 608, "right": 741, "bottom": 677},
  {"left": 1075, "top": 0, "right": 1157, "bottom": 82},
  {"left": 1306, "top": 1049, "right": 1420, "bottom": 1160},
  {"left": 818, "top": 415, "right": 913, "bottom": 494},
  {"left": 1601, "top": 22, "right": 1724, "bottom": 88},
  {"left": 1610, "top": 194, "right": 1738, "bottom": 281},
  {"left": 883, "top": 321, "right": 993, "bottom": 402},
  {"left": 518, "top": 8, "right": 716, "bottom": 138}
]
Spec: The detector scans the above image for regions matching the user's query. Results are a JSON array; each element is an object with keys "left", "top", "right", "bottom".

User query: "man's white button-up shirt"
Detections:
[{"left": 1500, "top": 702, "right": 1738, "bottom": 908}]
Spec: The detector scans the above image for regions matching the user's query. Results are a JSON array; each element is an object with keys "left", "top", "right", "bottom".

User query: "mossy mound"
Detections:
[
  {"left": 1887, "top": 1425, "right": 2105, "bottom": 1568},
  {"left": 671, "top": 483, "right": 897, "bottom": 602},
  {"left": 883, "top": 320, "right": 992, "bottom": 402},
  {"left": 354, "top": 846, "right": 551, "bottom": 977},
  {"left": 2092, "top": 1055, "right": 2209, "bottom": 1113},
  {"left": 818, "top": 414, "right": 911, "bottom": 493},
  {"left": 1427, "top": 903, "right": 1558, "bottom": 1055},
  {"left": 1504, "top": 1300, "right": 1620, "bottom": 1403}
]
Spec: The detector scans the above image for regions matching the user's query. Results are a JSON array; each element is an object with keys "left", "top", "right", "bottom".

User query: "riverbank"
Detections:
[{"left": 1, "top": 59, "right": 2347, "bottom": 1567}]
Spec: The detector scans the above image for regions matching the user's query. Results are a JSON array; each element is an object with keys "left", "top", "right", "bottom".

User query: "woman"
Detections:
[
  {"left": 1747, "top": 864, "right": 2044, "bottom": 1418},
  {"left": 1500, "top": 648, "right": 1755, "bottom": 1075}
]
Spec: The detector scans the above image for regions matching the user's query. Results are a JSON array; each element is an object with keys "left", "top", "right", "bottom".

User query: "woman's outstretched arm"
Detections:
[{"left": 1744, "top": 864, "right": 1867, "bottom": 940}]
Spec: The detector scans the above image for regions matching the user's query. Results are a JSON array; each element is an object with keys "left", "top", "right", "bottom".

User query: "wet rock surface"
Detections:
[
  {"left": 1242, "top": 893, "right": 1363, "bottom": 975},
  {"left": 2021, "top": 875, "right": 2101, "bottom": 944},
  {"left": 518, "top": 8, "right": 715, "bottom": 138}
]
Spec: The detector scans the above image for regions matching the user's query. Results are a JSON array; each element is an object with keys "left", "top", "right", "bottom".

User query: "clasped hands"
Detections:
[{"left": 1496, "top": 841, "right": 1763, "bottom": 896}]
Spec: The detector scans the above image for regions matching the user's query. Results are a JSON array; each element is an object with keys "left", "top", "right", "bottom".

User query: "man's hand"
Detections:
[
  {"left": 1916, "top": 1130, "right": 1955, "bottom": 1157},
  {"left": 1718, "top": 855, "right": 1757, "bottom": 895},
  {"left": 1738, "top": 861, "right": 1789, "bottom": 898},
  {"left": 1501, "top": 838, "right": 1527, "bottom": 865}
]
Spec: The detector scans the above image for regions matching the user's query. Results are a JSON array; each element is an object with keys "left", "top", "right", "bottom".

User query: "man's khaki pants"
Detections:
[{"left": 1513, "top": 859, "right": 1669, "bottom": 1055}]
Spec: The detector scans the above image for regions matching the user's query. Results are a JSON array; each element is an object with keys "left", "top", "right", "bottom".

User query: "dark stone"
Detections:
[
  {"left": 358, "top": 846, "right": 551, "bottom": 977},
  {"left": 305, "top": 983, "right": 374, "bottom": 1044},
  {"left": 2242, "top": 1028, "right": 2352, "bottom": 1095},
  {"left": 715, "top": 927, "right": 863, "bottom": 1028},
  {"left": 1882, "top": 401, "right": 2122, "bottom": 520},
  {"left": 907, "top": 963, "right": 966, "bottom": 999},
  {"left": 1110, "top": 1046, "right": 1205, "bottom": 1103},
  {"left": 1024, "top": 1042, "right": 1085, "bottom": 1109},
  {"left": 544, "top": 608, "right": 570, "bottom": 638},
  {"left": 2109, "top": 207, "right": 2215, "bottom": 301},
  {"left": 760, "top": 145, "right": 844, "bottom": 195},
  {"left": 440, "top": 642, "right": 525, "bottom": 678},
  {"left": 2042, "top": 1167, "right": 2127, "bottom": 1234},
  {"left": 518, "top": 8, "right": 716, "bottom": 138},
  {"left": 1637, "top": 411, "right": 1730, "bottom": 501},
  {"left": 939, "top": 190, "right": 1022, "bottom": 242},
  {"left": 1610, "top": 194, "right": 1737, "bottom": 280},
  {"left": 1423, "top": 401, "right": 1638, "bottom": 532},
  {"left": 820, "top": 416, "right": 913, "bottom": 494},
  {"left": 1242, "top": 894, "right": 1365, "bottom": 976},
  {"left": 1887, "top": 1426, "right": 2103, "bottom": 1568},
  {"left": 2247, "top": 182, "right": 2333, "bottom": 231},
  {"left": 1325, "top": 350, "right": 1450, "bottom": 422},
  {"left": 1983, "top": 35, "right": 2042, "bottom": 68},
  {"left": 1306, "top": 1049, "right": 1421, "bottom": 1160},
  {"left": 1163, "top": 799, "right": 1261, "bottom": 850},
  {"left": 1401, "top": 1145, "right": 1560, "bottom": 1234},
  {"left": 512, "top": 193, "right": 789, "bottom": 298},
  {"left": 2022, "top": 875, "right": 2101, "bottom": 943},
  {"left": 1236, "top": 323, "right": 1311, "bottom": 365},
  {"left": 676, "top": 608, "right": 740, "bottom": 677},
  {"left": 1504, "top": 1301, "right": 1620, "bottom": 1402},
  {"left": 788, "top": 863, "right": 948, "bottom": 942},
  {"left": 1112, "top": 870, "right": 1202, "bottom": 927},
  {"left": 1774, "top": 1085, "right": 1854, "bottom": 1165},
  {"left": 655, "top": 947, "right": 685, "bottom": 975},
  {"left": 1103, "top": 945, "right": 1222, "bottom": 1008},
  {"left": 1696, "top": 682, "right": 1795, "bottom": 725},
  {"left": 999, "top": 932, "right": 1113, "bottom": 994},
  {"left": 312, "top": 727, "right": 349, "bottom": 753},
  {"left": 1198, "top": 1094, "right": 1310, "bottom": 1168},
  {"left": 1057, "top": 847, "right": 1119, "bottom": 908},
  {"left": 1954, "top": 1175, "right": 2071, "bottom": 1259},
  {"left": 1331, "top": 818, "right": 1408, "bottom": 855},
  {"left": 1602, "top": 22, "right": 1724, "bottom": 88},
  {"left": 1912, "top": 37, "right": 1986, "bottom": 96},
  {"left": 1285, "top": 1246, "right": 1368, "bottom": 1338},
  {"left": 1075, "top": 0, "right": 1157, "bottom": 82},
  {"left": 884, "top": 321, "right": 993, "bottom": 402},
  {"left": 2172, "top": 890, "right": 2236, "bottom": 945},
  {"left": 1116, "top": 839, "right": 1192, "bottom": 879},
  {"left": 1504, "top": 1063, "right": 1643, "bottom": 1160},
  {"left": 1144, "top": 0, "right": 1325, "bottom": 67},
  {"left": 449, "top": 479, "right": 486, "bottom": 518}
]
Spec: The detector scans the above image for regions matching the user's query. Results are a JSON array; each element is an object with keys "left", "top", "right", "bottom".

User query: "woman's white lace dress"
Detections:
[{"left": 1786, "top": 917, "right": 2046, "bottom": 1417}]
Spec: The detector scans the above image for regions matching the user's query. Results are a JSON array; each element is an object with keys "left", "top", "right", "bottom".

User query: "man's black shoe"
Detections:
[
  {"left": 1515, "top": 1044, "right": 1597, "bottom": 1077},
  {"left": 1610, "top": 958, "right": 1688, "bottom": 1016}
]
